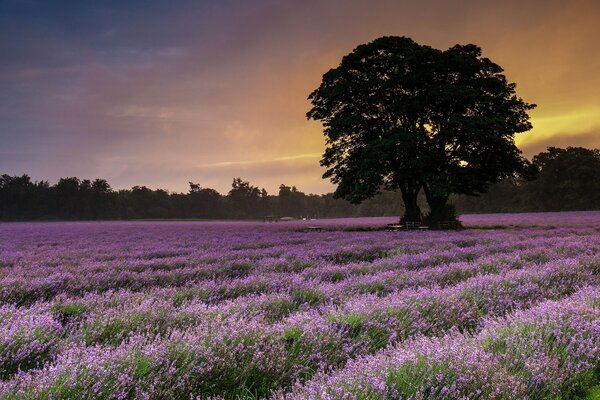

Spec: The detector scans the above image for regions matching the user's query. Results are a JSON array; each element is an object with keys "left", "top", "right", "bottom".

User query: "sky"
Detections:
[{"left": 1, "top": 0, "right": 599, "bottom": 194}]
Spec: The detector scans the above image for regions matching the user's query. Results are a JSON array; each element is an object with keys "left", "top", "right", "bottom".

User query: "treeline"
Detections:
[
  {"left": 453, "top": 146, "right": 600, "bottom": 213},
  {"left": 1, "top": 147, "right": 599, "bottom": 221},
  {"left": 0, "top": 175, "right": 404, "bottom": 221}
]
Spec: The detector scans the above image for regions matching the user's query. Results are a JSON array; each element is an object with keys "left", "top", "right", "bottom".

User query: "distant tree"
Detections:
[
  {"left": 308, "top": 36, "right": 536, "bottom": 223},
  {"left": 228, "top": 178, "right": 264, "bottom": 218},
  {"left": 526, "top": 147, "right": 600, "bottom": 210},
  {"left": 125, "top": 186, "right": 170, "bottom": 219},
  {"left": 53, "top": 177, "right": 81, "bottom": 218},
  {"left": 0, "top": 174, "right": 36, "bottom": 219},
  {"left": 92, "top": 179, "right": 111, "bottom": 193},
  {"left": 258, "top": 188, "right": 271, "bottom": 217},
  {"left": 278, "top": 184, "right": 307, "bottom": 217},
  {"left": 188, "top": 182, "right": 223, "bottom": 218},
  {"left": 90, "top": 179, "right": 116, "bottom": 219},
  {"left": 188, "top": 182, "right": 201, "bottom": 193}
]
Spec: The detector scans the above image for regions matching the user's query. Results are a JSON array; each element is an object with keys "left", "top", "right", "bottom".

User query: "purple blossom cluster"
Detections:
[
  {"left": 1, "top": 212, "right": 600, "bottom": 398},
  {"left": 285, "top": 287, "right": 600, "bottom": 399}
]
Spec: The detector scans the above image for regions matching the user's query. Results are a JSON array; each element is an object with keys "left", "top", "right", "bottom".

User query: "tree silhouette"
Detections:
[
  {"left": 228, "top": 178, "right": 265, "bottom": 218},
  {"left": 308, "top": 36, "right": 536, "bottom": 223},
  {"left": 278, "top": 184, "right": 306, "bottom": 217},
  {"left": 528, "top": 147, "right": 600, "bottom": 210}
]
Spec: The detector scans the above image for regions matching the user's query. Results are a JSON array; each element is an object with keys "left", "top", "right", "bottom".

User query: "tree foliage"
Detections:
[{"left": 307, "top": 36, "right": 536, "bottom": 222}]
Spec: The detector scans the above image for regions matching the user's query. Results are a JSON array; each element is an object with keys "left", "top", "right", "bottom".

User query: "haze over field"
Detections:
[{"left": 1, "top": 0, "right": 599, "bottom": 193}]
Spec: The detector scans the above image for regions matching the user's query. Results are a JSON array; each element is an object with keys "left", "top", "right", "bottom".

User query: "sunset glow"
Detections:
[{"left": 1, "top": 0, "right": 599, "bottom": 193}]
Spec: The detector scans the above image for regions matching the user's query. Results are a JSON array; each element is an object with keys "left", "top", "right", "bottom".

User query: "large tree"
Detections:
[{"left": 307, "top": 36, "right": 535, "bottom": 223}]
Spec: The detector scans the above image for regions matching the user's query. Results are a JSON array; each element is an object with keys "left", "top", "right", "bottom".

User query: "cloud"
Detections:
[
  {"left": 92, "top": 151, "right": 331, "bottom": 195},
  {"left": 519, "top": 128, "right": 600, "bottom": 158},
  {"left": 200, "top": 153, "right": 322, "bottom": 168}
]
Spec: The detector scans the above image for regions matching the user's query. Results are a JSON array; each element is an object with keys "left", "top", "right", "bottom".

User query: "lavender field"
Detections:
[{"left": 2, "top": 213, "right": 600, "bottom": 399}]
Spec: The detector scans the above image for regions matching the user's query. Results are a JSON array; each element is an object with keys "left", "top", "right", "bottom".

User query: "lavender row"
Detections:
[
  {"left": 2, "top": 232, "right": 596, "bottom": 306},
  {"left": 285, "top": 286, "right": 600, "bottom": 399},
  {"left": 0, "top": 259, "right": 595, "bottom": 396},
  {"left": 0, "top": 252, "right": 573, "bottom": 382}
]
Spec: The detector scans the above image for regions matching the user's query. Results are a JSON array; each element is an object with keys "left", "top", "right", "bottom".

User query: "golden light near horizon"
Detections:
[{"left": 519, "top": 107, "right": 600, "bottom": 155}]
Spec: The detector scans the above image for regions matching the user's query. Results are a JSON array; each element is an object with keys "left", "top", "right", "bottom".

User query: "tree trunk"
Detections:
[
  {"left": 400, "top": 181, "right": 421, "bottom": 223},
  {"left": 428, "top": 196, "right": 449, "bottom": 221},
  {"left": 422, "top": 184, "right": 454, "bottom": 225}
]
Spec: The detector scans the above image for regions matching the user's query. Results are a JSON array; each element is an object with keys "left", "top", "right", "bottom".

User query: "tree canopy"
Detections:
[{"left": 307, "top": 36, "right": 536, "bottom": 223}]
